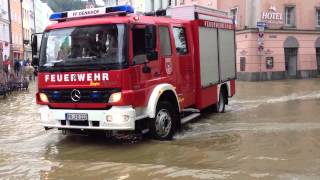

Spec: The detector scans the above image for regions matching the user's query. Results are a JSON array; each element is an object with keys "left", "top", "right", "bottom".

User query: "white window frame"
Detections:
[
  {"left": 284, "top": 5, "right": 296, "bottom": 27},
  {"left": 316, "top": 8, "right": 320, "bottom": 27},
  {"left": 230, "top": 7, "right": 238, "bottom": 25}
]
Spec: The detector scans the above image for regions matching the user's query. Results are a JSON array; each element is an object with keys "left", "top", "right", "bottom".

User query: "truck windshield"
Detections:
[{"left": 40, "top": 24, "right": 127, "bottom": 71}]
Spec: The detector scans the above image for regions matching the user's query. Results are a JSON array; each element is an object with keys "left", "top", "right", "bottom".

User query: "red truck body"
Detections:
[{"left": 34, "top": 5, "right": 236, "bottom": 140}]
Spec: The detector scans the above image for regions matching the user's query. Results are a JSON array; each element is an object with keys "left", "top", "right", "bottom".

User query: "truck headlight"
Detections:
[
  {"left": 39, "top": 93, "right": 49, "bottom": 103},
  {"left": 108, "top": 92, "right": 122, "bottom": 103}
]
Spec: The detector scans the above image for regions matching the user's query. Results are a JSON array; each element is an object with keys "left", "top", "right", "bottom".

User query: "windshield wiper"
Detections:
[{"left": 44, "top": 60, "right": 64, "bottom": 67}]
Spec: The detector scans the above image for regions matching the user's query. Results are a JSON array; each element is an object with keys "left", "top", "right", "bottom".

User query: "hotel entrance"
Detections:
[
  {"left": 316, "top": 38, "right": 320, "bottom": 75},
  {"left": 317, "top": 48, "right": 320, "bottom": 74},
  {"left": 285, "top": 48, "right": 298, "bottom": 77},
  {"left": 284, "top": 37, "right": 299, "bottom": 78}
]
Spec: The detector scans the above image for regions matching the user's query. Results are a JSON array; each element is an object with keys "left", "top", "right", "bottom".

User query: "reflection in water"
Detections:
[{"left": 1, "top": 79, "right": 320, "bottom": 179}]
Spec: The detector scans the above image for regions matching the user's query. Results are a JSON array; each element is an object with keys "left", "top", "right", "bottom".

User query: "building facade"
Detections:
[
  {"left": 145, "top": 0, "right": 179, "bottom": 12},
  {"left": 103, "top": 0, "right": 133, "bottom": 6},
  {"left": 34, "top": 0, "right": 53, "bottom": 33},
  {"left": 22, "top": 0, "right": 35, "bottom": 60},
  {"left": 9, "top": 0, "right": 24, "bottom": 61},
  {"left": 216, "top": 0, "right": 320, "bottom": 80},
  {"left": 179, "top": 0, "right": 217, "bottom": 8},
  {"left": 0, "top": 0, "right": 11, "bottom": 63},
  {"left": 103, "top": 0, "right": 145, "bottom": 12}
]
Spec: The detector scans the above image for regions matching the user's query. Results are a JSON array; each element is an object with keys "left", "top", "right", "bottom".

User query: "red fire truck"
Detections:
[{"left": 31, "top": 5, "right": 236, "bottom": 140}]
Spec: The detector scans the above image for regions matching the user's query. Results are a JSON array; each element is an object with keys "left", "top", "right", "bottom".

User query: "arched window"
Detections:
[{"left": 284, "top": 36, "right": 299, "bottom": 48}]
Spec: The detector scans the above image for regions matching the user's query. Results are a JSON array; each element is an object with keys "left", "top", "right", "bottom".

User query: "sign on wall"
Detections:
[
  {"left": 261, "top": 6, "right": 284, "bottom": 26},
  {"left": 266, "top": 57, "right": 274, "bottom": 69}
]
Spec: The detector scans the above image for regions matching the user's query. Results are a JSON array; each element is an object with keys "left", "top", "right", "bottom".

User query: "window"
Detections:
[
  {"left": 285, "top": 6, "right": 295, "bottom": 26},
  {"left": 173, "top": 27, "right": 188, "bottom": 55},
  {"left": 40, "top": 24, "right": 127, "bottom": 70},
  {"left": 316, "top": 8, "right": 320, "bottom": 27},
  {"left": 132, "top": 25, "right": 147, "bottom": 64},
  {"left": 230, "top": 8, "right": 238, "bottom": 24},
  {"left": 159, "top": 26, "right": 172, "bottom": 56},
  {"left": 240, "top": 57, "right": 246, "bottom": 71}
]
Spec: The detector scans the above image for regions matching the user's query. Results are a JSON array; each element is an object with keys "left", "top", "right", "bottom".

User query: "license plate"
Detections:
[{"left": 66, "top": 113, "right": 88, "bottom": 121}]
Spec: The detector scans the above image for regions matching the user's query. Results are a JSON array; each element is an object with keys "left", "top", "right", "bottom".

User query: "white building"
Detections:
[
  {"left": 103, "top": 0, "right": 144, "bottom": 12},
  {"left": 22, "top": 0, "right": 36, "bottom": 60},
  {"left": 34, "top": 0, "right": 53, "bottom": 33},
  {"left": 145, "top": 0, "right": 178, "bottom": 12},
  {"left": 0, "top": 0, "right": 11, "bottom": 62}
]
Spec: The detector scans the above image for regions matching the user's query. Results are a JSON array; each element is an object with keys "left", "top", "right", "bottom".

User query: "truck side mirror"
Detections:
[
  {"left": 31, "top": 34, "right": 39, "bottom": 66},
  {"left": 31, "top": 34, "right": 38, "bottom": 56},
  {"left": 146, "top": 50, "right": 158, "bottom": 61}
]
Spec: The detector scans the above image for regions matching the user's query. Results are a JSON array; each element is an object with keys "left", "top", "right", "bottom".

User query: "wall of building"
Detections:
[
  {"left": 216, "top": 0, "right": 247, "bottom": 29},
  {"left": 9, "top": 0, "right": 24, "bottom": 61},
  {"left": 34, "top": 0, "right": 53, "bottom": 33},
  {"left": 22, "top": 0, "right": 35, "bottom": 60},
  {"left": 145, "top": 0, "right": 182, "bottom": 12},
  {"left": 0, "top": 0, "right": 11, "bottom": 62},
  {"left": 215, "top": 0, "right": 320, "bottom": 80},
  {"left": 260, "top": 0, "right": 320, "bottom": 30},
  {"left": 181, "top": 0, "right": 217, "bottom": 8}
]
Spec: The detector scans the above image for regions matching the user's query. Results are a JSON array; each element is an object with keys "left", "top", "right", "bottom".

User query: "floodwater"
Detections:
[{"left": 1, "top": 79, "right": 320, "bottom": 179}]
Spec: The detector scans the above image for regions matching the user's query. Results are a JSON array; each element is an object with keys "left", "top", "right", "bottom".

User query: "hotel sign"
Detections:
[{"left": 261, "top": 6, "right": 283, "bottom": 25}]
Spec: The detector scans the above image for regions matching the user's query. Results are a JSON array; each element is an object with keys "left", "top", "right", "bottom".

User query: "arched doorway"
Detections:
[
  {"left": 284, "top": 36, "right": 299, "bottom": 77},
  {"left": 315, "top": 37, "right": 320, "bottom": 74}
]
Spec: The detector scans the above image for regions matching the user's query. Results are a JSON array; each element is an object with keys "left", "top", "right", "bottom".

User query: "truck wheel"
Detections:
[
  {"left": 150, "top": 101, "right": 176, "bottom": 140},
  {"left": 214, "top": 90, "right": 225, "bottom": 113}
]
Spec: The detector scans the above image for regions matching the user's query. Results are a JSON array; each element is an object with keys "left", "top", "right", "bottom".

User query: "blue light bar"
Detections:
[
  {"left": 49, "top": 5, "right": 134, "bottom": 21},
  {"left": 107, "top": 5, "right": 134, "bottom": 14},
  {"left": 49, "top": 12, "right": 62, "bottom": 20}
]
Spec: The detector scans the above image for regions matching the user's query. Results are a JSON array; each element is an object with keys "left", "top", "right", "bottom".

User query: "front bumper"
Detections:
[{"left": 40, "top": 106, "right": 138, "bottom": 131}]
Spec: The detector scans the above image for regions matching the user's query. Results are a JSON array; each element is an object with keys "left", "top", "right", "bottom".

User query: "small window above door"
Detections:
[{"left": 173, "top": 27, "right": 188, "bottom": 55}]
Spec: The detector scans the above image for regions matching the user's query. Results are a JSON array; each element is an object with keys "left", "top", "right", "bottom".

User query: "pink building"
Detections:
[
  {"left": 223, "top": 0, "right": 320, "bottom": 80},
  {"left": 183, "top": 0, "right": 320, "bottom": 80}
]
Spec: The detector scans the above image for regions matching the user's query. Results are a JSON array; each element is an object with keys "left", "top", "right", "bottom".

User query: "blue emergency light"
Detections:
[
  {"left": 106, "top": 5, "right": 134, "bottom": 14},
  {"left": 49, "top": 5, "right": 134, "bottom": 21}
]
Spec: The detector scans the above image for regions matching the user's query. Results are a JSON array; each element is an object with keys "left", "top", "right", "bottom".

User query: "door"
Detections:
[
  {"left": 317, "top": 48, "right": 320, "bottom": 74},
  {"left": 172, "top": 25, "right": 194, "bottom": 107},
  {"left": 131, "top": 24, "right": 161, "bottom": 89},
  {"left": 285, "top": 48, "right": 298, "bottom": 77}
]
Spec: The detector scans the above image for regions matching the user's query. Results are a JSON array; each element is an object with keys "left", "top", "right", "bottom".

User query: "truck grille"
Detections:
[{"left": 42, "top": 88, "right": 119, "bottom": 103}]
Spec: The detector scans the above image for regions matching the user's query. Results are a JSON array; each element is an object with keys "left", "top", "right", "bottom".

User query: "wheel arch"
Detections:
[
  {"left": 218, "top": 82, "right": 231, "bottom": 105},
  {"left": 145, "top": 84, "right": 180, "bottom": 119}
]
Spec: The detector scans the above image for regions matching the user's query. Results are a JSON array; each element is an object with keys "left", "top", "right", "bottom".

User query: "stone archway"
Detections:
[
  {"left": 284, "top": 36, "right": 299, "bottom": 48},
  {"left": 315, "top": 37, "right": 320, "bottom": 48}
]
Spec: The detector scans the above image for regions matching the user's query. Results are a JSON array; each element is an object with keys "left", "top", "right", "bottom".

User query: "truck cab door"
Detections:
[
  {"left": 130, "top": 24, "right": 161, "bottom": 103},
  {"left": 172, "top": 25, "right": 195, "bottom": 108}
]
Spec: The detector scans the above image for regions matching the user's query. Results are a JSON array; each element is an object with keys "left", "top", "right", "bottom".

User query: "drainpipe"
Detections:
[
  {"left": 7, "top": 0, "right": 13, "bottom": 63},
  {"left": 21, "top": 0, "right": 24, "bottom": 60}
]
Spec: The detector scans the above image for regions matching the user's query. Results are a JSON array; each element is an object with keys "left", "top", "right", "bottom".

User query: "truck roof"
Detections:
[{"left": 46, "top": 15, "right": 189, "bottom": 31}]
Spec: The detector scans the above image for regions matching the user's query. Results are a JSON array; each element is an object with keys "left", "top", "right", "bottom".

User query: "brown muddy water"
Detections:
[{"left": 1, "top": 79, "right": 320, "bottom": 180}]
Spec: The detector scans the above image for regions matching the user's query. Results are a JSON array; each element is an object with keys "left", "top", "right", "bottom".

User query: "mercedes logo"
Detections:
[{"left": 71, "top": 89, "right": 81, "bottom": 102}]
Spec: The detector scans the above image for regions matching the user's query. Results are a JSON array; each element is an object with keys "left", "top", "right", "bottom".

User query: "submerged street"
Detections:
[{"left": 1, "top": 79, "right": 320, "bottom": 179}]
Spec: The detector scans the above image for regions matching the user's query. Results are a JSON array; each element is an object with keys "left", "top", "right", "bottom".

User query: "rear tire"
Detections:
[
  {"left": 214, "top": 90, "right": 226, "bottom": 113},
  {"left": 150, "top": 101, "right": 177, "bottom": 140}
]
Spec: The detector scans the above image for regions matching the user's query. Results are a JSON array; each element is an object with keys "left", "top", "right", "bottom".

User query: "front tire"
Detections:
[{"left": 150, "top": 101, "right": 176, "bottom": 140}]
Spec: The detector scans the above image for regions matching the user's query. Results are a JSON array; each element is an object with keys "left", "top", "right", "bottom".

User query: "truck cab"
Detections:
[{"left": 32, "top": 5, "right": 236, "bottom": 140}]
